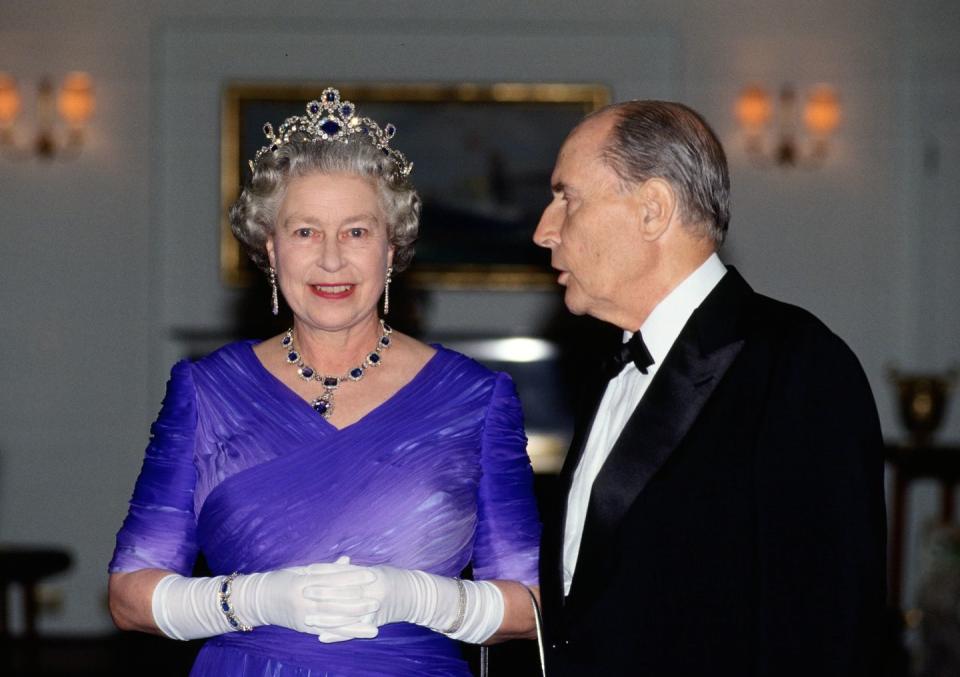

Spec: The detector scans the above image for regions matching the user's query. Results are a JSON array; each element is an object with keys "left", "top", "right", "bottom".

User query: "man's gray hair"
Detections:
[{"left": 597, "top": 100, "right": 730, "bottom": 246}]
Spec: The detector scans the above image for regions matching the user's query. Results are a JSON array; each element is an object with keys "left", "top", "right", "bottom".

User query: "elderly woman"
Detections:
[{"left": 108, "top": 89, "right": 540, "bottom": 676}]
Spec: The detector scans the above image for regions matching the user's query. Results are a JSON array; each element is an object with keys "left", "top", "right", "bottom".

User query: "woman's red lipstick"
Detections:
[{"left": 309, "top": 284, "right": 355, "bottom": 299}]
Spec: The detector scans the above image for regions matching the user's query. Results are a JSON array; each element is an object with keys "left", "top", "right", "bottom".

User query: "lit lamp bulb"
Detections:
[
  {"left": 57, "top": 72, "right": 95, "bottom": 129},
  {"left": 735, "top": 85, "right": 773, "bottom": 131},
  {"left": 803, "top": 85, "right": 840, "bottom": 161},
  {"left": 735, "top": 85, "right": 772, "bottom": 158},
  {"left": 0, "top": 73, "right": 21, "bottom": 131},
  {"left": 803, "top": 85, "right": 840, "bottom": 136}
]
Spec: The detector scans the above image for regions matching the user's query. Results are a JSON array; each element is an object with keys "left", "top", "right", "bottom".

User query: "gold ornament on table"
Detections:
[{"left": 887, "top": 365, "right": 958, "bottom": 446}]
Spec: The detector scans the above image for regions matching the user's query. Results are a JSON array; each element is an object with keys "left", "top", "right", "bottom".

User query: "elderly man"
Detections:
[{"left": 533, "top": 101, "right": 886, "bottom": 676}]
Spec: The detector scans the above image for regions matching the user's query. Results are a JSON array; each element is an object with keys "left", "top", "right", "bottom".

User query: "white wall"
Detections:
[{"left": 0, "top": 0, "right": 957, "bottom": 634}]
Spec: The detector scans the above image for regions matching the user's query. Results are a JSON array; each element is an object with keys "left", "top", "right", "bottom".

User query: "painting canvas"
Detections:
[{"left": 221, "top": 82, "right": 610, "bottom": 287}]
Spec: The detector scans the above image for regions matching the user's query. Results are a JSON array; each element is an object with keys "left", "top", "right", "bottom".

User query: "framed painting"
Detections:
[{"left": 220, "top": 82, "right": 610, "bottom": 288}]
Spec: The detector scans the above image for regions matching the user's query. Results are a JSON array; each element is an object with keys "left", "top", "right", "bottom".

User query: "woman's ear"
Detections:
[
  {"left": 637, "top": 178, "right": 677, "bottom": 242},
  {"left": 266, "top": 237, "right": 276, "bottom": 269}
]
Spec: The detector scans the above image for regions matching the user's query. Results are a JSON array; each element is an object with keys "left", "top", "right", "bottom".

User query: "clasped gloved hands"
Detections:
[
  {"left": 301, "top": 561, "right": 504, "bottom": 644},
  {"left": 152, "top": 556, "right": 503, "bottom": 644},
  {"left": 151, "top": 556, "right": 376, "bottom": 640},
  {"left": 240, "top": 556, "right": 379, "bottom": 637},
  {"left": 301, "top": 562, "right": 460, "bottom": 642}
]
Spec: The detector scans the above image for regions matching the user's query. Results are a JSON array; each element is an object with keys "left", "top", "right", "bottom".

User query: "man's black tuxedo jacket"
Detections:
[{"left": 539, "top": 267, "right": 886, "bottom": 676}]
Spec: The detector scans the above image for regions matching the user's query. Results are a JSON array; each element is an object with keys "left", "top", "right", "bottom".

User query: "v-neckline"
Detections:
[{"left": 242, "top": 340, "right": 444, "bottom": 433}]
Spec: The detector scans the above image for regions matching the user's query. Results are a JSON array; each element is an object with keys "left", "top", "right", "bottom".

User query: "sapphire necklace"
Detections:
[{"left": 281, "top": 320, "right": 392, "bottom": 419}]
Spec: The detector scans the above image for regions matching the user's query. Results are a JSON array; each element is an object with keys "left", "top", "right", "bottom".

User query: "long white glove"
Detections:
[
  {"left": 302, "top": 564, "right": 504, "bottom": 644},
  {"left": 152, "top": 557, "right": 376, "bottom": 640}
]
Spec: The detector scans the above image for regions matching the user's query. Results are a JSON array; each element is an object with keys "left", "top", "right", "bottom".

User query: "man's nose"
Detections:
[{"left": 533, "top": 204, "right": 560, "bottom": 249}]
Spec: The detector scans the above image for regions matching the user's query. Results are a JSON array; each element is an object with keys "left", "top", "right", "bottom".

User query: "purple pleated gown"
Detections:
[{"left": 109, "top": 341, "right": 541, "bottom": 676}]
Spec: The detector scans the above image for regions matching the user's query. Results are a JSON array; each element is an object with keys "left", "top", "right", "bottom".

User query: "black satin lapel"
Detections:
[{"left": 569, "top": 332, "right": 745, "bottom": 600}]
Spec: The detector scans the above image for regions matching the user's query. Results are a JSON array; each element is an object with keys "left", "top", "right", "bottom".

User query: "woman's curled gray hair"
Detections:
[{"left": 230, "top": 139, "right": 420, "bottom": 273}]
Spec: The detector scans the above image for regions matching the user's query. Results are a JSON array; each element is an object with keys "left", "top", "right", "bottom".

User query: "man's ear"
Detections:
[{"left": 637, "top": 178, "right": 677, "bottom": 242}]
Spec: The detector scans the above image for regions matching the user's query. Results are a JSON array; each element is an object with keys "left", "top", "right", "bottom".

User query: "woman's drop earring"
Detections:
[
  {"left": 269, "top": 267, "right": 279, "bottom": 316},
  {"left": 383, "top": 266, "right": 393, "bottom": 316}
]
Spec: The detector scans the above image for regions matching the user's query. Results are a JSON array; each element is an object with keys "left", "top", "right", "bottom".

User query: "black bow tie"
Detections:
[{"left": 604, "top": 331, "right": 655, "bottom": 378}]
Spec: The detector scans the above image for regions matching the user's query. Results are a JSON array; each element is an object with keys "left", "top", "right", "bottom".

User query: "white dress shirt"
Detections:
[{"left": 562, "top": 253, "right": 727, "bottom": 595}]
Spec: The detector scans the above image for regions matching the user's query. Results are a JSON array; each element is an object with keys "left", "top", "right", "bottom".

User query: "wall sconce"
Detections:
[
  {"left": 0, "top": 72, "right": 95, "bottom": 160},
  {"left": 735, "top": 84, "right": 840, "bottom": 168}
]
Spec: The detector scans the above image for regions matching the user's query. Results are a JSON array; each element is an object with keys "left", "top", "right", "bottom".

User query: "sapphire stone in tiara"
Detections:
[{"left": 320, "top": 119, "right": 341, "bottom": 136}]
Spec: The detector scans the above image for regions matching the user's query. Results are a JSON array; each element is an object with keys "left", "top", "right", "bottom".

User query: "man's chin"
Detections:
[{"left": 563, "top": 289, "right": 589, "bottom": 316}]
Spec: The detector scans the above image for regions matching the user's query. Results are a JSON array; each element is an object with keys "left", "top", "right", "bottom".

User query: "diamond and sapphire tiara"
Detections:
[{"left": 249, "top": 87, "right": 412, "bottom": 178}]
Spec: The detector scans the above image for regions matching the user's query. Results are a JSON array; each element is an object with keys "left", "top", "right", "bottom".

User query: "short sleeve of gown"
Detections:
[
  {"left": 108, "top": 360, "right": 200, "bottom": 575},
  {"left": 471, "top": 372, "right": 541, "bottom": 585}
]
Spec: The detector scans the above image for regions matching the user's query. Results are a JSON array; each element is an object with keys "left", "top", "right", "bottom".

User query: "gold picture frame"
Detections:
[{"left": 221, "top": 82, "right": 610, "bottom": 288}]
